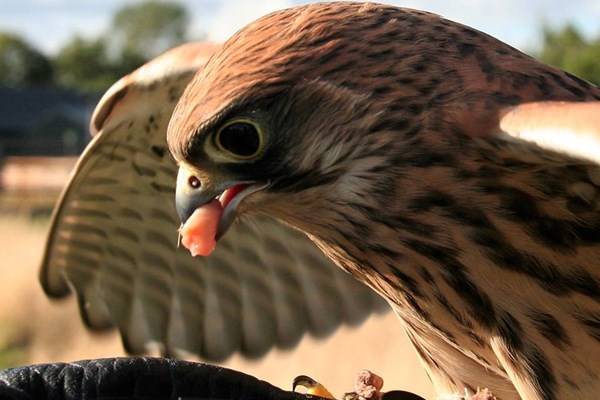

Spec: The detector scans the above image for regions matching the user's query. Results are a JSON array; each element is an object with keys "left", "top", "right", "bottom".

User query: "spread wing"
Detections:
[{"left": 39, "top": 43, "right": 389, "bottom": 361}]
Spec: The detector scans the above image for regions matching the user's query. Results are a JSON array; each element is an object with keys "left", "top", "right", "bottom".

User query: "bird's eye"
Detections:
[{"left": 214, "top": 118, "right": 264, "bottom": 160}]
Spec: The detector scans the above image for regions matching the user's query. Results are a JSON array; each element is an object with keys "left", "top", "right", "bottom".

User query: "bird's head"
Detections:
[
  {"left": 166, "top": 2, "right": 554, "bottom": 246},
  {"left": 168, "top": 3, "right": 424, "bottom": 239}
]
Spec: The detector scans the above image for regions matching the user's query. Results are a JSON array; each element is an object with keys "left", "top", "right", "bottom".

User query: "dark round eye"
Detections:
[
  {"left": 188, "top": 175, "right": 201, "bottom": 189},
  {"left": 215, "top": 119, "right": 264, "bottom": 159}
]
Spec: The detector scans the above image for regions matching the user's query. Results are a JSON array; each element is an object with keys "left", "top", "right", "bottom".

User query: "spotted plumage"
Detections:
[
  {"left": 168, "top": 3, "right": 600, "bottom": 400},
  {"left": 42, "top": 3, "right": 600, "bottom": 400}
]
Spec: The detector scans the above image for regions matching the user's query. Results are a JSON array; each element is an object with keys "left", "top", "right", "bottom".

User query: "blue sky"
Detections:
[{"left": 1, "top": 0, "right": 599, "bottom": 56}]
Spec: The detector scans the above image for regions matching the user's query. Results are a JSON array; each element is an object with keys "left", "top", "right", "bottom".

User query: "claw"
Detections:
[
  {"left": 292, "top": 372, "right": 427, "bottom": 400},
  {"left": 293, "top": 375, "right": 336, "bottom": 399}
]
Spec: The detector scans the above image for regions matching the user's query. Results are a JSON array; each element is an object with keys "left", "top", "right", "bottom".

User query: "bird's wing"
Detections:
[
  {"left": 498, "top": 101, "right": 600, "bottom": 164},
  {"left": 39, "top": 43, "right": 388, "bottom": 361}
]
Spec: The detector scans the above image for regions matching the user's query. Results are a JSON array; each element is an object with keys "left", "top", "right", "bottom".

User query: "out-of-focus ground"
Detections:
[{"left": 0, "top": 157, "right": 434, "bottom": 399}]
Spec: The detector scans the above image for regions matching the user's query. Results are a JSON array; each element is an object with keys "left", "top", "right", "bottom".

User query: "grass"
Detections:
[
  {"left": 0, "top": 210, "right": 49, "bottom": 369},
  {"left": 0, "top": 344, "right": 27, "bottom": 370},
  {"left": 0, "top": 320, "right": 28, "bottom": 370}
]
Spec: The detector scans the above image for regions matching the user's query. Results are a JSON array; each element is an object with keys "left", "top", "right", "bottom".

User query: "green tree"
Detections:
[
  {"left": 53, "top": 36, "right": 115, "bottom": 93},
  {"left": 0, "top": 32, "right": 53, "bottom": 87},
  {"left": 109, "top": 1, "right": 190, "bottom": 60},
  {"left": 537, "top": 24, "right": 600, "bottom": 85},
  {"left": 53, "top": 1, "right": 192, "bottom": 93}
]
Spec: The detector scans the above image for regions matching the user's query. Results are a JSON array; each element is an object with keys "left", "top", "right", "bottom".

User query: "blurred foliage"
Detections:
[
  {"left": 537, "top": 24, "right": 600, "bottom": 85},
  {"left": 0, "top": 32, "right": 53, "bottom": 87},
  {"left": 54, "top": 36, "right": 146, "bottom": 93},
  {"left": 54, "top": 1, "right": 190, "bottom": 93},
  {"left": 110, "top": 0, "right": 191, "bottom": 60},
  {"left": 0, "top": 0, "right": 188, "bottom": 94},
  {"left": 0, "top": 318, "right": 28, "bottom": 369},
  {"left": 0, "top": 342, "right": 26, "bottom": 370},
  {"left": 53, "top": 37, "right": 115, "bottom": 93},
  {"left": 3, "top": 5, "right": 598, "bottom": 94}
]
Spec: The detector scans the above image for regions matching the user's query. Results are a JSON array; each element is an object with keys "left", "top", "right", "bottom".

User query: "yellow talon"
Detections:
[{"left": 293, "top": 375, "right": 336, "bottom": 399}]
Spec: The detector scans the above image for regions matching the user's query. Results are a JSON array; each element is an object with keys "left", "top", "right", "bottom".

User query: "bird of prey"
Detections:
[{"left": 41, "top": 2, "right": 600, "bottom": 400}]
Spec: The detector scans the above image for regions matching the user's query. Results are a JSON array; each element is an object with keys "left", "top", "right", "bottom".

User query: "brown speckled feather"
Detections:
[{"left": 168, "top": 3, "right": 600, "bottom": 400}]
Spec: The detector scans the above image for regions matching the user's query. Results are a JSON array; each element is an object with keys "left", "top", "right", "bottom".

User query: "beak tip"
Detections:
[{"left": 175, "top": 190, "right": 195, "bottom": 224}]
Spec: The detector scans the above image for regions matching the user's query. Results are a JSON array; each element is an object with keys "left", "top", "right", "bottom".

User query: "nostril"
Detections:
[{"left": 188, "top": 175, "right": 201, "bottom": 189}]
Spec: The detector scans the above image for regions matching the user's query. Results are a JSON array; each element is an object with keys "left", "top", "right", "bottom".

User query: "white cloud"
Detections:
[
  {"left": 381, "top": 0, "right": 600, "bottom": 50},
  {"left": 203, "top": 0, "right": 292, "bottom": 42},
  {"left": 283, "top": 0, "right": 599, "bottom": 51},
  {"left": 0, "top": 1, "right": 114, "bottom": 54}
]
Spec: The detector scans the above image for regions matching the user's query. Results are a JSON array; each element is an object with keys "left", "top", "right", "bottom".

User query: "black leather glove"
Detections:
[{"left": 0, "top": 357, "right": 318, "bottom": 400}]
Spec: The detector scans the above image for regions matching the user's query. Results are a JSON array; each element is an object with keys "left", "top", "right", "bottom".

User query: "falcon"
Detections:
[{"left": 41, "top": 3, "right": 600, "bottom": 400}]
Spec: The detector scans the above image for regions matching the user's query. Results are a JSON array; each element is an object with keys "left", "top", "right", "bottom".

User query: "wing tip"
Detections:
[{"left": 90, "top": 41, "right": 220, "bottom": 136}]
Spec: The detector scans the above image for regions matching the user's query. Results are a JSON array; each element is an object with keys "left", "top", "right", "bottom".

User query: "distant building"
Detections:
[{"left": 0, "top": 86, "right": 96, "bottom": 157}]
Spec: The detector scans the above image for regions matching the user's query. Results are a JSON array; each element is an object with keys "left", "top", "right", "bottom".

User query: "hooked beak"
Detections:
[
  {"left": 292, "top": 375, "right": 335, "bottom": 399},
  {"left": 175, "top": 166, "right": 268, "bottom": 240}
]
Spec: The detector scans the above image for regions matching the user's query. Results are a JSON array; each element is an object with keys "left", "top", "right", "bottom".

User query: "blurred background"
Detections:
[{"left": 0, "top": 1, "right": 598, "bottom": 398}]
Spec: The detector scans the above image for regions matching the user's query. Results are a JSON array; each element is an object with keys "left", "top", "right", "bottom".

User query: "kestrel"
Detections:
[{"left": 42, "top": 3, "right": 600, "bottom": 400}]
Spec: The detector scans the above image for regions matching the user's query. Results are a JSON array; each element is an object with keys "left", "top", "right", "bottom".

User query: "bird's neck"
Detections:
[{"left": 277, "top": 134, "right": 600, "bottom": 333}]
